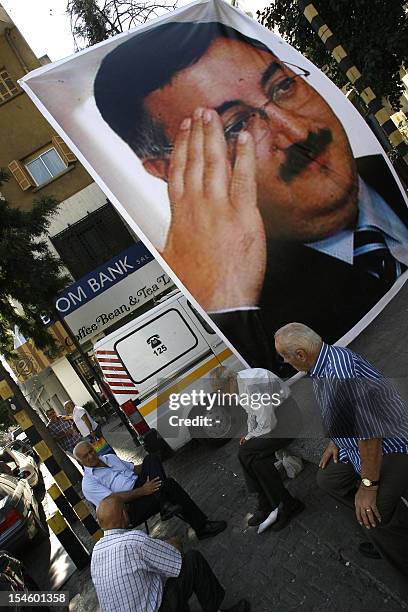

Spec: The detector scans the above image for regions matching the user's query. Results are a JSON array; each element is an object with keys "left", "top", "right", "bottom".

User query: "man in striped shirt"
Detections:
[
  {"left": 91, "top": 496, "right": 250, "bottom": 612},
  {"left": 46, "top": 408, "right": 81, "bottom": 454},
  {"left": 274, "top": 322, "right": 408, "bottom": 577}
]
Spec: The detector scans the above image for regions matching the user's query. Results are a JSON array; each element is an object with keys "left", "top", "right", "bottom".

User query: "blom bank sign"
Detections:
[{"left": 53, "top": 242, "right": 173, "bottom": 342}]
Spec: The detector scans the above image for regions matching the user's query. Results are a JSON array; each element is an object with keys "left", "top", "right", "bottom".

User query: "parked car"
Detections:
[
  {"left": 10, "top": 428, "right": 23, "bottom": 442},
  {"left": 6, "top": 437, "right": 39, "bottom": 465},
  {"left": 0, "top": 448, "right": 45, "bottom": 501},
  {"left": 9, "top": 428, "right": 35, "bottom": 455},
  {"left": 0, "top": 549, "right": 49, "bottom": 612},
  {"left": 0, "top": 473, "right": 49, "bottom": 554}
]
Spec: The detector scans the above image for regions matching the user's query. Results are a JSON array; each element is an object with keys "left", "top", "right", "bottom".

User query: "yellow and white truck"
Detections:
[{"left": 94, "top": 291, "right": 245, "bottom": 451}]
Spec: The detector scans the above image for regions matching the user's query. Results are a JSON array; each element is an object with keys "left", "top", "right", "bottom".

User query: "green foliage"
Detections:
[
  {"left": 0, "top": 399, "right": 13, "bottom": 431},
  {"left": 83, "top": 399, "right": 105, "bottom": 423},
  {"left": 67, "top": 0, "right": 178, "bottom": 49},
  {"left": 83, "top": 399, "right": 97, "bottom": 413},
  {"left": 0, "top": 171, "right": 70, "bottom": 357},
  {"left": 67, "top": 0, "right": 110, "bottom": 46},
  {"left": 258, "top": 0, "right": 408, "bottom": 110}
]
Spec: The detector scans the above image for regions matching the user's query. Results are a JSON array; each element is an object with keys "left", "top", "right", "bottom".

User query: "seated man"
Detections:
[
  {"left": 237, "top": 369, "right": 304, "bottom": 532},
  {"left": 92, "top": 496, "right": 249, "bottom": 612},
  {"left": 74, "top": 441, "right": 226, "bottom": 540}
]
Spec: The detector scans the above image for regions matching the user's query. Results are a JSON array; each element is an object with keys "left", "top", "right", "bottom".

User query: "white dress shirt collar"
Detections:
[{"left": 306, "top": 178, "right": 408, "bottom": 266}]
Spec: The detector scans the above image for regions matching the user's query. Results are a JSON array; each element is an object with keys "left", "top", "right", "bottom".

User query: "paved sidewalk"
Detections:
[{"left": 66, "top": 433, "right": 408, "bottom": 612}]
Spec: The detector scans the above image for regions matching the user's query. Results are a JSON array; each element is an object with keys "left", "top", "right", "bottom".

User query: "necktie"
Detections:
[{"left": 353, "top": 225, "right": 406, "bottom": 288}]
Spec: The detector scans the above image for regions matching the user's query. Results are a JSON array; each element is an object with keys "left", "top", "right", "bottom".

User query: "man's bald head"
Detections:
[
  {"left": 73, "top": 440, "right": 91, "bottom": 459},
  {"left": 73, "top": 441, "right": 99, "bottom": 467},
  {"left": 97, "top": 496, "right": 129, "bottom": 530},
  {"left": 274, "top": 322, "right": 322, "bottom": 372}
]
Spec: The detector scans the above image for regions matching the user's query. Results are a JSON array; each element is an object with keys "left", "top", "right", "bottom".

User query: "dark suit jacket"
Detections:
[{"left": 211, "top": 155, "right": 408, "bottom": 375}]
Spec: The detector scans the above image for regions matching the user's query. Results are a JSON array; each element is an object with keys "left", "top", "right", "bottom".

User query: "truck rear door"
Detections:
[{"left": 114, "top": 303, "right": 213, "bottom": 399}]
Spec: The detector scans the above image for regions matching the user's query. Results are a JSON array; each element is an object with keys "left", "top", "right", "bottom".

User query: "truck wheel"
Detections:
[{"left": 188, "top": 404, "right": 243, "bottom": 448}]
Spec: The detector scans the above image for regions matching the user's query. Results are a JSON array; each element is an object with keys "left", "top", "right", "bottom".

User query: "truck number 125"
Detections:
[{"left": 154, "top": 345, "right": 167, "bottom": 355}]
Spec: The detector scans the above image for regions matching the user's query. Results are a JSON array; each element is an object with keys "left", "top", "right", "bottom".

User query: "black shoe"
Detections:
[
  {"left": 270, "top": 499, "right": 305, "bottom": 532},
  {"left": 195, "top": 520, "right": 227, "bottom": 540},
  {"left": 359, "top": 541, "right": 381, "bottom": 559},
  {"left": 160, "top": 502, "right": 183, "bottom": 521},
  {"left": 221, "top": 599, "right": 250, "bottom": 612},
  {"left": 247, "top": 510, "right": 270, "bottom": 527}
]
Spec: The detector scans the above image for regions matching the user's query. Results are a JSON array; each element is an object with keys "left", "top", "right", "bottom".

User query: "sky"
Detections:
[{"left": 1, "top": 0, "right": 271, "bottom": 62}]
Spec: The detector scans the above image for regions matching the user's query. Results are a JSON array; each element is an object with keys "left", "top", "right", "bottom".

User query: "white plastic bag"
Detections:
[{"left": 275, "top": 449, "right": 304, "bottom": 479}]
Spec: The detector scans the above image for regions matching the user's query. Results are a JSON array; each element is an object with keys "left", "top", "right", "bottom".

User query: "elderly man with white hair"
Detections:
[
  {"left": 74, "top": 440, "right": 227, "bottom": 540},
  {"left": 274, "top": 322, "right": 408, "bottom": 577}
]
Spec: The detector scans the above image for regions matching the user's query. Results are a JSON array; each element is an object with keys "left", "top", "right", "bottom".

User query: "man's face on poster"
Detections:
[{"left": 144, "top": 37, "right": 358, "bottom": 242}]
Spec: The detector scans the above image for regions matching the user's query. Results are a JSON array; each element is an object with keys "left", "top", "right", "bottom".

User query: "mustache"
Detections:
[{"left": 279, "top": 128, "right": 333, "bottom": 183}]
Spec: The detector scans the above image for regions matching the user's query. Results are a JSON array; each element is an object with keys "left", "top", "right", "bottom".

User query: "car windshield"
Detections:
[{"left": 11, "top": 428, "right": 23, "bottom": 440}]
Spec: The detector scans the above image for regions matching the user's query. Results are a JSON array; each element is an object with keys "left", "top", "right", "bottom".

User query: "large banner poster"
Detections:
[{"left": 20, "top": 0, "right": 408, "bottom": 377}]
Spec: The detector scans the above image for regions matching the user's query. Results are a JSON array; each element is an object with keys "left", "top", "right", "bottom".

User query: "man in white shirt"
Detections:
[
  {"left": 237, "top": 369, "right": 304, "bottom": 532},
  {"left": 74, "top": 441, "right": 227, "bottom": 540},
  {"left": 64, "top": 400, "right": 102, "bottom": 441},
  {"left": 91, "top": 496, "right": 250, "bottom": 612}
]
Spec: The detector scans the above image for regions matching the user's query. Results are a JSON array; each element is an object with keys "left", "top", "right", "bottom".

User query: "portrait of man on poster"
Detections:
[{"left": 93, "top": 19, "right": 408, "bottom": 373}]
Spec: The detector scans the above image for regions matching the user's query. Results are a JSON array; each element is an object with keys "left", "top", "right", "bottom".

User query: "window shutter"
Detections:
[
  {"left": 8, "top": 160, "right": 34, "bottom": 191},
  {"left": 52, "top": 135, "right": 77, "bottom": 164}
]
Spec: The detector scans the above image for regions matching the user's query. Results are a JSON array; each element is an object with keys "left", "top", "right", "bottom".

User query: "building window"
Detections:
[
  {"left": 51, "top": 203, "right": 136, "bottom": 280},
  {"left": 0, "top": 68, "right": 19, "bottom": 102},
  {"left": 8, "top": 137, "right": 77, "bottom": 191},
  {"left": 25, "top": 148, "right": 66, "bottom": 186}
]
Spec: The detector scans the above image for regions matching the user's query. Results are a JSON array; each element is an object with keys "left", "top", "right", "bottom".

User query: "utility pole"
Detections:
[{"left": 297, "top": 0, "right": 408, "bottom": 178}]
